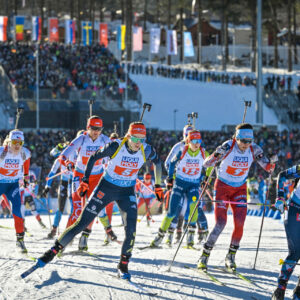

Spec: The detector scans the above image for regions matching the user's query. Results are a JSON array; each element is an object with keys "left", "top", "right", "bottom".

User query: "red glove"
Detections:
[
  {"left": 266, "top": 163, "right": 276, "bottom": 173},
  {"left": 77, "top": 181, "right": 89, "bottom": 197},
  {"left": 23, "top": 174, "right": 30, "bottom": 188},
  {"left": 154, "top": 184, "right": 164, "bottom": 202}
]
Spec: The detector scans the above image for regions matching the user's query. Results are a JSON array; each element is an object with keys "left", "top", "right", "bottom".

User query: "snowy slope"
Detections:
[
  {"left": 130, "top": 75, "right": 279, "bottom": 131},
  {"left": 0, "top": 213, "right": 297, "bottom": 300}
]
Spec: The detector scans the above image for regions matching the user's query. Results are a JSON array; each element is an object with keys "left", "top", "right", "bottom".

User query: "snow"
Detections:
[
  {"left": 130, "top": 75, "right": 279, "bottom": 131},
  {"left": 0, "top": 213, "right": 297, "bottom": 299}
]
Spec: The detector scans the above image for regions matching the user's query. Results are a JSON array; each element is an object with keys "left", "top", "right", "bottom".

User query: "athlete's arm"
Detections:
[
  {"left": 145, "top": 144, "right": 162, "bottom": 185},
  {"left": 203, "top": 140, "right": 232, "bottom": 167},
  {"left": 252, "top": 144, "right": 276, "bottom": 173},
  {"left": 83, "top": 141, "right": 119, "bottom": 181},
  {"left": 276, "top": 165, "right": 300, "bottom": 198}
]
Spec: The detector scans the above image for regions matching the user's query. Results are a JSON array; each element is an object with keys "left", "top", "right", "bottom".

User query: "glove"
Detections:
[
  {"left": 269, "top": 154, "right": 278, "bottom": 163},
  {"left": 66, "top": 160, "right": 74, "bottom": 171},
  {"left": 23, "top": 174, "right": 30, "bottom": 188},
  {"left": 154, "top": 184, "right": 164, "bottom": 202},
  {"left": 266, "top": 163, "right": 276, "bottom": 174},
  {"left": 77, "top": 181, "right": 89, "bottom": 197},
  {"left": 165, "top": 177, "right": 173, "bottom": 190},
  {"left": 41, "top": 186, "right": 50, "bottom": 198},
  {"left": 274, "top": 197, "right": 286, "bottom": 214},
  {"left": 214, "top": 146, "right": 226, "bottom": 158}
]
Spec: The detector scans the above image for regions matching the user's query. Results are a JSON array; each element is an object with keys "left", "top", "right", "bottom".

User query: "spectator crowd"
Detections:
[{"left": 0, "top": 42, "right": 139, "bottom": 101}]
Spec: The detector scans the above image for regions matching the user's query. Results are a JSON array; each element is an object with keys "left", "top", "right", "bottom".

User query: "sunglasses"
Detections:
[
  {"left": 90, "top": 126, "right": 102, "bottom": 131},
  {"left": 239, "top": 139, "right": 252, "bottom": 144},
  {"left": 11, "top": 140, "right": 24, "bottom": 145},
  {"left": 190, "top": 139, "right": 202, "bottom": 144},
  {"left": 130, "top": 136, "right": 146, "bottom": 144}
]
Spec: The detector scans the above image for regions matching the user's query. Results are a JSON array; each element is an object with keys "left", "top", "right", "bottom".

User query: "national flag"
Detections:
[
  {"left": 150, "top": 28, "right": 160, "bottom": 54},
  {"left": 132, "top": 26, "right": 143, "bottom": 52},
  {"left": 167, "top": 30, "right": 177, "bottom": 55},
  {"left": 15, "top": 16, "right": 25, "bottom": 41},
  {"left": 183, "top": 31, "right": 195, "bottom": 57},
  {"left": 0, "top": 16, "right": 8, "bottom": 42},
  {"left": 65, "top": 19, "right": 76, "bottom": 44},
  {"left": 99, "top": 23, "right": 108, "bottom": 47},
  {"left": 32, "top": 16, "right": 42, "bottom": 42},
  {"left": 117, "top": 25, "right": 126, "bottom": 50},
  {"left": 82, "top": 21, "right": 92, "bottom": 46},
  {"left": 49, "top": 18, "right": 59, "bottom": 42}
]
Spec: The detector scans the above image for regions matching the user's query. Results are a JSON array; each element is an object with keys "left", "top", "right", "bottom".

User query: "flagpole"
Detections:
[{"left": 36, "top": 42, "right": 39, "bottom": 130}]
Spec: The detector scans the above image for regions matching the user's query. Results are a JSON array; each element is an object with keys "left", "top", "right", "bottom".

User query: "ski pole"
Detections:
[
  {"left": 15, "top": 105, "right": 24, "bottom": 129},
  {"left": 167, "top": 166, "right": 216, "bottom": 272},
  {"left": 137, "top": 189, "right": 155, "bottom": 223},
  {"left": 46, "top": 169, "right": 68, "bottom": 181},
  {"left": 136, "top": 178, "right": 156, "bottom": 195},
  {"left": 253, "top": 172, "right": 272, "bottom": 270}
]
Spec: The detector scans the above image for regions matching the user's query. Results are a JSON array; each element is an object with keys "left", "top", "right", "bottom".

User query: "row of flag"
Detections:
[
  {"left": 0, "top": 16, "right": 108, "bottom": 46},
  {"left": 118, "top": 27, "right": 195, "bottom": 57},
  {"left": 0, "top": 16, "right": 195, "bottom": 57}
]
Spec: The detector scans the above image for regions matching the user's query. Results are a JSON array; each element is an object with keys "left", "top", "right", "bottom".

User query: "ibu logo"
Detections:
[
  {"left": 4, "top": 159, "right": 19, "bottom": 168},
  {"left": 86, "top": 146, "right": 98, "bottom": 156},
  {"left": 121, "top": 156, "right": 139, "bottom": 168},
  {"left": 232, "top": 156, "right": 249, "bottom": 168}
]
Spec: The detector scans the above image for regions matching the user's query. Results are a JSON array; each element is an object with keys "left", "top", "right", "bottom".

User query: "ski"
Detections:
[
  {"left": 214, "top": 266, "right": 254, "bottom": 285},
  {"left": 184, "top": 265, "right": 225, "bottom": 286},
  {"left": 0, "top": 224, "right": 14, "bottom": 230},
  {"left": 58, "top": 250, "right": 101, "bottom": 259},
  {"left": 20, "top": 263, "right": 40, "bottom": 279},
  {"left": 183, "top": 245, "right": 200, "bottom": 251},
  {"left": 137, "top": 245, "right": 162, "bottom": 250},
  {"left": 109, "top": 274, "right": 157, "bottom": 296}
]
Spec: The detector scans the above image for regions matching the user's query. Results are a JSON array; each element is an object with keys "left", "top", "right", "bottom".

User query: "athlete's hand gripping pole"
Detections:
[{"left": 167, "top": 166, "right": 216, "bottom": 272}]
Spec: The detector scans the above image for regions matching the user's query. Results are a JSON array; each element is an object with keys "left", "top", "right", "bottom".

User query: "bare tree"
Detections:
[
  {"left": 196, "top": 0, "right": 203, "bottom": 64},
  {"left": 293, "top": 0, "right": 298, "bottom": 64}
]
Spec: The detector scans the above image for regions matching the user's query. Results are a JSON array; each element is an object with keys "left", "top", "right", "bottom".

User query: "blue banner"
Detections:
[{"left": 184, "top": 32, "right": 194, "bottom": 57}]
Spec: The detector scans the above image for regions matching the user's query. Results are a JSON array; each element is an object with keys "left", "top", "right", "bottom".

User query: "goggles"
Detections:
[
  {"left": 130, "top": 136, "right": 146, "bottom": 144},
  {"left": 239, "top": 139, "right": 252, "bottom": 144},
  {"left": 11, "top": 140, "right": 24, "bottom": 146},
  {"left": 90, "top": 126, "right": 102, "bottom": 131},
  {"left": 190, "top": 139, "right": 202, "bottom": 144}
]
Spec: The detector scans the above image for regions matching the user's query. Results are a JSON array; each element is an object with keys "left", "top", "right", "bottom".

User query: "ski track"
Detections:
[{"left": 0, "top": 213, "right": 298, "bottom": 299}]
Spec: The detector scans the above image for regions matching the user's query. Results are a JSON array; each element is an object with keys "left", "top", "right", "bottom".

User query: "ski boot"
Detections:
[
  {"left": 38, "top": 240, "right": 64, "bottom": 267},
  {"left": 197, "top": 244, "right": 213, "bottom": 271},
  {"left": 166, "top": 229, "right": 174, "bottom": 246},
  {"left": 78, "top": 229, "right": 91, "bottom": 251},
  {"left": 47, "top": 226, "right": 57, "bottom": 239},
  {"left": 174, "top": 229, "right": 182, "bottom": 244},
  {"left": 106, "top": 226, "right": 118, "bottom": 241},
  {"left": 272, "top": 287, "right": 285, "bottom": 300},
  {"left": 150, "top": 228, "right": 165, "bottom": 248},
  {"left": 225, "top": 244, "right": 239, "bottom": 271},
  {"left": 117, "top": 254, "right": 131, "bottom": 280},
  {"left": 293, "top": 277, "right": 300, "bottom": 300},
  {"left": 198, "top": 229, "right": 209, "bottom": 243},
  {"left": 16, "top": 233, "right": 27, "bottom": 254},
  {"left": 186, "top": 226, "right": 195, "bottom": 247}
]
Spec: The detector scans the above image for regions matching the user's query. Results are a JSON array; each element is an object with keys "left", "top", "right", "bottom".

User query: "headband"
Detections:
[
  {"left": 236, "top": 128, "right": 254, "bottom": 140},
  {"left": 128, "top": 123, "right": 146, "bottom": 136},
  {"left": 87, "top": 118, "right": 103, "bottom": 128}
]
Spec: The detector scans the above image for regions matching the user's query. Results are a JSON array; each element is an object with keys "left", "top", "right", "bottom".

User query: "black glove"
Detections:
[
  {"left": 165, "top": 177, "right": 174, "bottom": 190},
  {"left": 23, "top": 174, "right": 29, "bottom": 188},
  {"left": 200, "top": 176, "right": 208, "bottom": 189},
  {"left": 41, "top": 186, "right": 50, "bottom": 198},
  {"left": 154, "top": 184, "right": 164, "bottom": 202}
]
